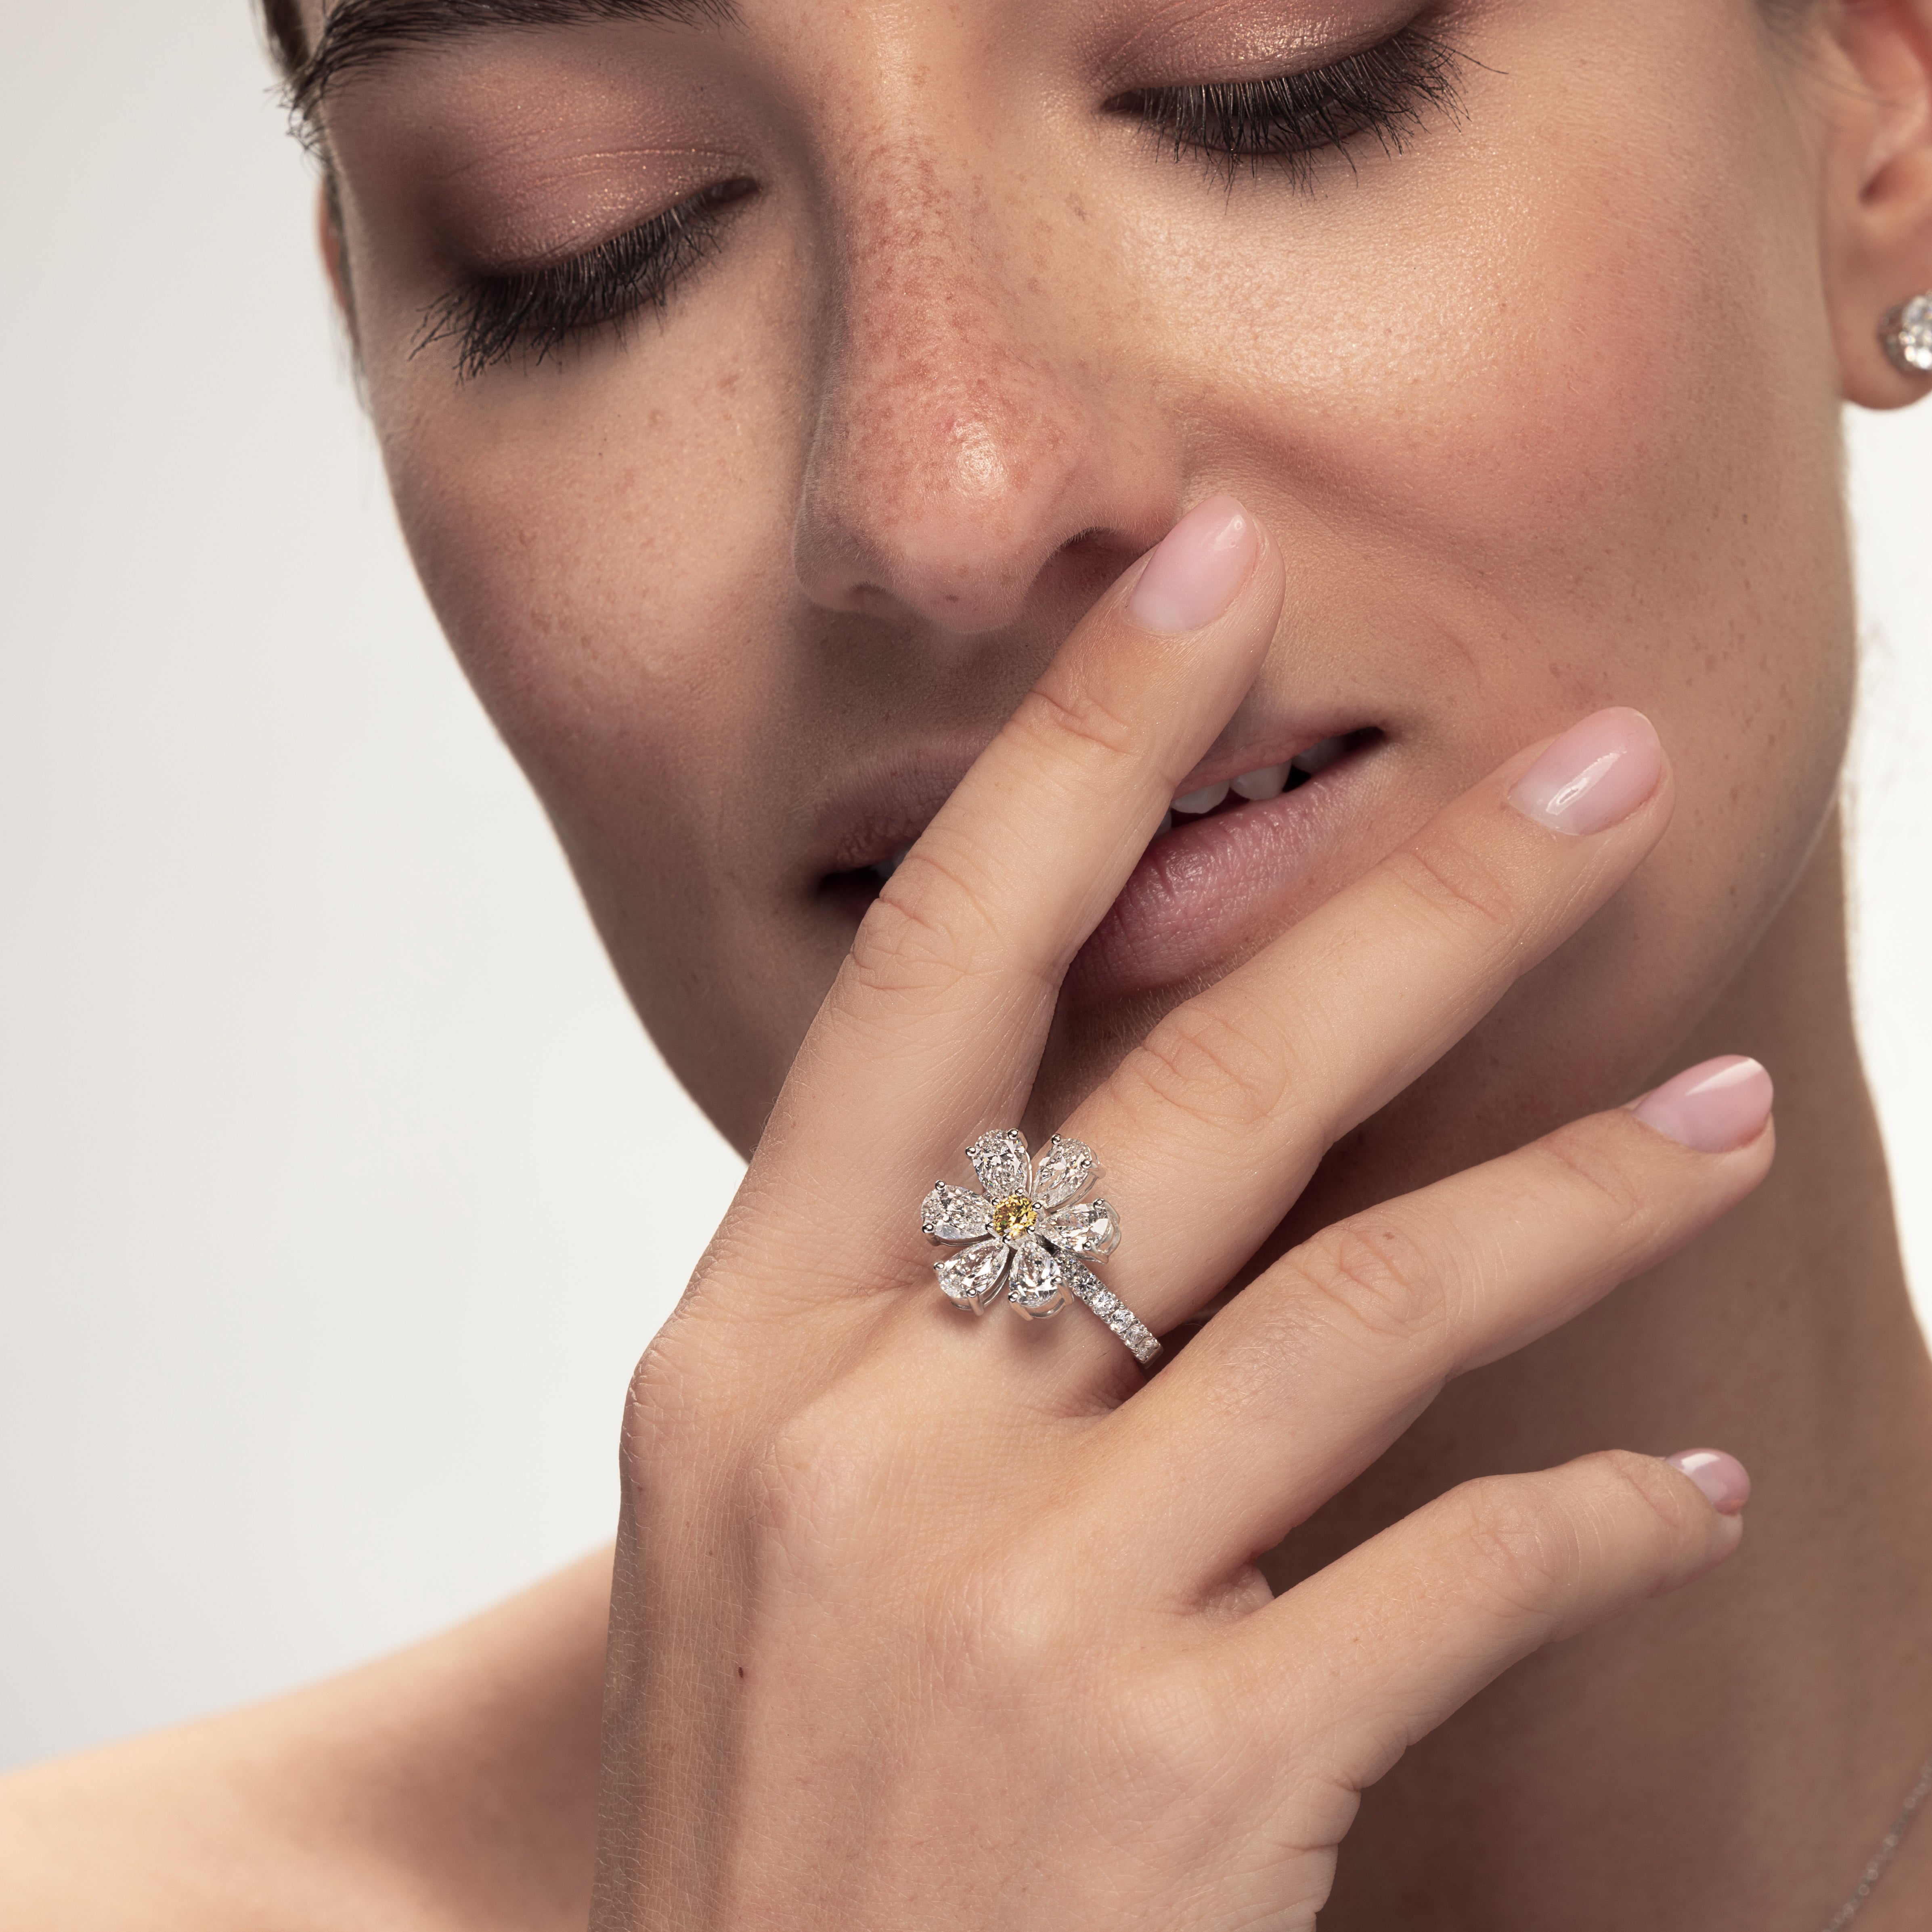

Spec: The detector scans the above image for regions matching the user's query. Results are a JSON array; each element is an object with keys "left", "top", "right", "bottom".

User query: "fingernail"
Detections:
[
  {"left": 1508, "top": 708, "right": 1663, "bottom": 835},
  {"left": 1631, "top": 1055, "right": 1773, "bottom": 1153},
  {"left": 1666, "top": 1448, "right": 1752, "bottom": 1515},
  {"left": 1125, "top": 496, "right": 1260, "bottom": 633}
]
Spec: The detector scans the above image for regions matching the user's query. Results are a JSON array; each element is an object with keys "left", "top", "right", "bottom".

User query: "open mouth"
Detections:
[
  {"left": 828, "top": 728, "right": 1381, "bottom": 893},
  {"left": 1148, "top": 729, "right": 1373, "bottom": 845},
  {"left": 813, "top": 724, "right": 1386, "bottom": 1005}
]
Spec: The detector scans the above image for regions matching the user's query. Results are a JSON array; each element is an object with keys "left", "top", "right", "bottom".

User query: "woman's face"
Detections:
[{"left": 319, "top": 0, "right": 1855, "bottom": 1189}]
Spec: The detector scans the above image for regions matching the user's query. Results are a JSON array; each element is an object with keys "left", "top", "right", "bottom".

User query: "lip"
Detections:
[
  {"left": 1064, "top": 740, "right": 1383, "bottom": 1005},
  {"left": 811, "top": 725, "right": 1386, "bottom": 1004},
  {"left": 813, "top": 723, "right": 1368, "bottom": 876},
  {"left": 808, "top": 745, "right": 983, "bottom": 878}
]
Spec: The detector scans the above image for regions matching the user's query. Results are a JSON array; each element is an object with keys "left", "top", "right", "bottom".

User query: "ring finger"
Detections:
[
  {"left": 1041, "top": 706, "right": 1676, "bottom": 1364},
  {"left": 1091, "top": 1054, "right": 1774, "bottom": 1582}
]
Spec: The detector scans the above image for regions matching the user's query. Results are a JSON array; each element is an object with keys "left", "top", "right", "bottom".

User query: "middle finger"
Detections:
[{"left": 1048, "top": 707, "right": 1672, "bottom": 1354}]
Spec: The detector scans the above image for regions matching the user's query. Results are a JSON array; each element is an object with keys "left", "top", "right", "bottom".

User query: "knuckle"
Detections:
[
  {"left": 1579, "top": 1446, "right": 1702, "bottom": 1546},
  {"left": 960, "top": 1554, "right": 1085, "bottom": 1676},
  {"left": 1015, "top": 671, "right": 1145, "bottom": 770},
  {"left": 940, "top": 1494, "right": 1118, "bottom": 1676},
  {"left": 1285, "top": 1219, "right": 1449, "bottom": 1349},
  {"left": 620, "top": 1316, "right": 726, "bottom": 1500},
  {"left": 1118, "top": 996, "right": 1293, "bottom": 1138},
  {"left": 844, "top": 846, "right": 1008, "bottom": 1002},
  {"left": 750, "top": 1404, "right": 858, "bottom": 1552},
  {"left": 1536, "top": 1120, "right": 1652, "bottom": 1233},
  {"left": 1447, "top": 1475, "right": 1580, "bottom": 1622},
  {"left": 624, "top": 1322, "right": 699, "bottom": 1448},
  {"left": 1383, "top": 829, "right": 1523, "bottom": 947},
  {"left": 741, "top": 1396, "right": 920, "bottom": 1606}
]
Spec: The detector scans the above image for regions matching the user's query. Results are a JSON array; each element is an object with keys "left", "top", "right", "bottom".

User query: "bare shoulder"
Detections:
[{"left": 0, "top": 1551, "right": 613, "bottom": 1932}]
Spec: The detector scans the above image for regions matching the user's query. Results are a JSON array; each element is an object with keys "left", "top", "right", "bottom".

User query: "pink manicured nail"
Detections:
[
  {"left": 1666, "top": 1448, "right": 1752, "bottom": 1515},
  {"left": 1631, "top": 1055, "right": 1773, "bottom": 1153},
  {"left": 1508, "top": 708, "right": 1663, "bottom": 835},
  {"left": 1125, "top": 496, "right": 1260, "bottom": 633}
]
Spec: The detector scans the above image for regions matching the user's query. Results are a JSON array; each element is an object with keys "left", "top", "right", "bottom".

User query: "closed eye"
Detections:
[
  {"left": 1108, "top": 28, "right": 1468, "bottom": 189},
  {"left": 416, "top": 26, "right": 1466, "bottom": 381},
  {"left": 416, "top": 176, "right": 757, "bottom": 381}
]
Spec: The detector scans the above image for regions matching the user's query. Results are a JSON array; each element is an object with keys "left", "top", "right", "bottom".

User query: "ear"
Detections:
[
  {"left": 1821, "top": 0, "right": 1932, "bottom": 406},
  {"left": 316, "top": 176, "right": 357, "bottom": 340}
]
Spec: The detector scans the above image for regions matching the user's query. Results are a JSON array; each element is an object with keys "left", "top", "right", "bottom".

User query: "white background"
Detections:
[{"left": 1, "top": 5, "right": 1927, "bottom": 1774}]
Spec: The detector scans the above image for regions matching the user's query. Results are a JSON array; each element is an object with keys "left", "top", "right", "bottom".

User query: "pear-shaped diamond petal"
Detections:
[
  {"left": 921, "top": 1182, "right": 993, "bottom": 1244},
  {"left": 1007, "top": 1241, "right": 1070, "bottom": 1319},
  {"left": 1030, "top": 1134, "right": 1095, "bottom": 1210},
  {"left": 920, "top": 1126, "right": 1155, "bottom": 1364},
  {"left": 968, "top": 1129, "right": 1031, "bottom": 1202},
  {"left": 934, "top": 1237, "right": 1011, "bottom": 1311},
  {"left": 1039, "top": 1197, "right": 1121, "bottom": 1258}
]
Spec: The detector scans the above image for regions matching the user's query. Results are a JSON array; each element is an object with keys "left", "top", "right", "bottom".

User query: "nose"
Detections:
[{"left": 790, "top": 154, "right": 1174, "bottom": 634}]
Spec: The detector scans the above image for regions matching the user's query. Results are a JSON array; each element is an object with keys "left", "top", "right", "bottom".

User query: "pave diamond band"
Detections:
[
  {"left": 920, "top": 1130, "right": 1160, "bottom": 1368},
  {"left": 1064, "top": 1259, "right": 1162, "bottom": 1367}
]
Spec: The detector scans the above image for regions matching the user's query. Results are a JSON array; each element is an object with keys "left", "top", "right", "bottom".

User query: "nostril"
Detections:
[
  {"left": 796, "top": 499, "right": 1121, "bottom": 636},
  {"left": 789, "top": 327, "right": 1174, "bottom": 633}
]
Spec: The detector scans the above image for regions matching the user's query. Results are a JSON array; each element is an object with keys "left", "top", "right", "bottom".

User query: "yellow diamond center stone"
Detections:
[{"left": 991, "top": 1194, "right": 1038, "bottom": 1241}]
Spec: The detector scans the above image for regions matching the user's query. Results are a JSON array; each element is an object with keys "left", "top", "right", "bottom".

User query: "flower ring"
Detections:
[{"left": 920, "top": 1131, "right": 1161, "bottom": 1367}]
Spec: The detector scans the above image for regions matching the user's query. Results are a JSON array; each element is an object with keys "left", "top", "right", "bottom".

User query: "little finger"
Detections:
[
  {"left": 1216, "top": 1447, "right": 1748, "bottom": 1801},
  {"left": 1091, "top": 1056, "right": 1773, "bottom": 1578}
]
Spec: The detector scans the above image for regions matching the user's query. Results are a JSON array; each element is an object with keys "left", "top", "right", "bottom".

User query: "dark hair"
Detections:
[{"left": 260, "top": 0, "right": 307, "bottom": 79}]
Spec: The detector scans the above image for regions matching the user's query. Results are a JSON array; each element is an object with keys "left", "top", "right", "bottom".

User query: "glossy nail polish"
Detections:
[
  {"left": 1509, "top": 708, "right": 1664, "bottom": 835},
  {"left": 1126, "top": 496, "right": 1259, "bottom": 633},
  {"left": 1666, "top": 1448, "right": 1752, "bottom": 1515},
  {"left": 1631, "top": 1056, "right": 1773, "bottom": 1153}
]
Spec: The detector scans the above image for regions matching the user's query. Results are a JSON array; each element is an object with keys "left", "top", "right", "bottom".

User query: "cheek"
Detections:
[
  {"left": 1161, "top": 27, "right": 1851, "bottom": 950},
  {"left": 371, "top": 304, "right": 794, "bottom": 831},
  {"left": 1181, "top": 84, "right": 1837, "bottom": 667},
  {"left": 1074, "top": 22, "right": 1855, "bottom": 1159},
  {"left": 365, "top": 290, "right": 824, "bottom": 1137}
]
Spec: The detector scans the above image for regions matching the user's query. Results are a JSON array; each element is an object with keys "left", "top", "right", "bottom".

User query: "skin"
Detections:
[{"left": 5, "top": 0, "right": 1932, "bottom": 1925}]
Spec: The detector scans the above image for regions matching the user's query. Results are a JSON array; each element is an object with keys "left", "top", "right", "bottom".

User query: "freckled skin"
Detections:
[
  {"left": 336, "top": 1, "right": 1849, "bottom": 1176},
  {"left": 12, "top": 3, "right": 1921, "bottom": 1928}
]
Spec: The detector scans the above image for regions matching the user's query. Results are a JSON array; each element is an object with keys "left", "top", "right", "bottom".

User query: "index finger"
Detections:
[{"left": 761, "top": 497, "right": 1286, "bottom": 1205}]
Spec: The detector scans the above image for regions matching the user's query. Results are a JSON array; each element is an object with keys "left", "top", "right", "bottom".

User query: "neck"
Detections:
[{"left": 1274, "top": 820, "right": 1932, "bottom": 1930}]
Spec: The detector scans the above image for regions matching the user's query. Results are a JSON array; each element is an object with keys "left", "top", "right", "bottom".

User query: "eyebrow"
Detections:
[{"left": 291, "top": 0, "right": 738, "bottom": 118}]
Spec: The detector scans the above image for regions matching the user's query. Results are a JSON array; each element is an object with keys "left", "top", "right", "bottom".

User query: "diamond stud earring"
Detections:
[{"left": 1880, "top": 294, "right": 1932, "bottom": 375}]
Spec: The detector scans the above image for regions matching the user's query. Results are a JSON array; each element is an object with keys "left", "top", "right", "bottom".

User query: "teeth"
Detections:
[
  {"left": 1157, "top": 810, "right": 1173, "bottom": 837},
  {"left": 868, "top": 846, "right": 911, "bottom": 882},
  {"left": 1230, "top": 763, "right": 1291, "bottom": 802},
  {"left": 1172, "top": 780, "right": 1230, "bottom": 816},
  {"left": 1164, "top": 738, "right": 1356, "bottom": 827}
]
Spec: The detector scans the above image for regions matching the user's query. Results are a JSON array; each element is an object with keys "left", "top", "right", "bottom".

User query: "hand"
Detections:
[{"left": 591, "top": 497, "right": 1770, "bottom": 1931}]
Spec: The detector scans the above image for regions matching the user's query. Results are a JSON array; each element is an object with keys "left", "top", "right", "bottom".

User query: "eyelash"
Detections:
[
  {"left": 1108, "top": 29, "right": 1466, "bottom": 187},
  {"left": 421, "top": 28, "right": 1465, "bottom": 379},
  {"left": 416, "top": 177, "right": 755, "bottom": 381}
]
